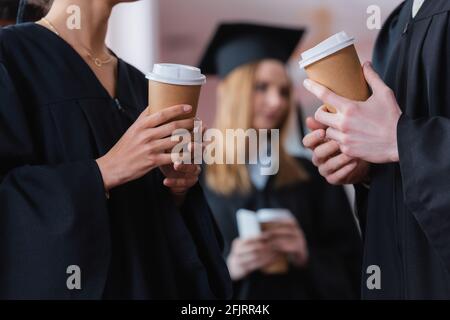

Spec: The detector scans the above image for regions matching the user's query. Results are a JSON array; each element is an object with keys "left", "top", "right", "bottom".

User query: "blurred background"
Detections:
[{"left": 108, "top": 0, "right": 403, "bottom": 126}]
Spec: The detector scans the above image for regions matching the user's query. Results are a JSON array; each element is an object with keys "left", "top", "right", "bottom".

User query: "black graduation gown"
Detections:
[
  {"left": 0, "top": 23, "right": 232, "bottom": 299},
  {"left": 357, "top": 0, "right": 450, "bottom": 299},
  {"left": 201, "top": 158, "right": 362, "bottom": 300}
]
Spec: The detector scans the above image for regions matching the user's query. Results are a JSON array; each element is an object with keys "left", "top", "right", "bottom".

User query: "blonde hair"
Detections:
[{"left": 205, "top": 62, "right": 308, "bottom": 195}]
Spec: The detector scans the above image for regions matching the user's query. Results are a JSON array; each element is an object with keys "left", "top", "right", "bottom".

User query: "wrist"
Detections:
[
  {"left": 389, "top": 111, "right": 402, "bottom": 163},
  {"left": 96, "top": 156, "right": 123, "bottom": 191}
]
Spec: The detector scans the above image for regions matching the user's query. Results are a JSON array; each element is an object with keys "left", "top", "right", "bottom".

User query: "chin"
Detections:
[{"left": 253, "top": 120, "right": 278, "bottom": 131}]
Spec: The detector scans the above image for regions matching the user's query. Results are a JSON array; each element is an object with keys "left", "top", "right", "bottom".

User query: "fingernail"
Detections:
[
  {"left": 184, "top": 105, "right": 192, "bottom": 112},
  {"left": 303, "top": 79, "right": 312, "bottom": 90}
]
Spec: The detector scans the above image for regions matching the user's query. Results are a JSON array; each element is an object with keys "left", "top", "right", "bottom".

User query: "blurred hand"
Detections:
[
  {"left": 160, "top": 122, "right": 206, "bottom": 201},
  {"left": 96, "top": 104, "right": 195, "bottom": 192},
  {"left": 160, "top": 160, "right": 201, "bottom": 195},
  {"left": 303, "top": 117, "right": 370, "bottom": 185},
  {"left": 265, "top": 220, "right": 309, "bottom": 268},
  {"left": 227, "top": 235, "right": 278, "bottom": 281}
]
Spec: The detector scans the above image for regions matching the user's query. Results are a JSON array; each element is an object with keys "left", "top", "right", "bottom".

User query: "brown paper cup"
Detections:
[
  {"left": 305, "top": 45, "right": 369, "bottom": 113},
  {"left": 260, "top": 221, "right": 289, "bottom": 274},
  {"left": 148, "top": 81, "right": 201, "bottom": 121},
  {"left": 146, "top": 63, "right": 206, "bottom": 120},
  {"left": 300, "top": 32, "right": 370, "bottom": 113},
  {"left": 258, "top": 209, "right": 294, "bottom": 275}
]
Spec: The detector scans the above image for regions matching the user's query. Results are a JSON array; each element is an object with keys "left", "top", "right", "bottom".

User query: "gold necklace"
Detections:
[{"left": 39, "top": 18, "right": 114, "bottom": 67}]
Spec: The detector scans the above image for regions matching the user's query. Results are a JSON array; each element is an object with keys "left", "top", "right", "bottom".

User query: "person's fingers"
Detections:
[
  {"left": 315, "top": 106, "right": 341, "bottom": 129},
  {"left": 302, "top": 129, "right": 326, "bottom": 149},
  {"left": 304, "top": 79, "right": 351, "bottom": 113},
  {"left": 148, "top": 135, "right": 184, "bottom": 153},
  {"left": 269, "top": 238, "right": 294, "bottom": 252},
  {"left": 235, "top": 242, "right": 267, "bottom": 257},
  {"left": 136, "top": 106, "right": 151, "bottom": 121},
  {"left": 319, "top": 153, "right": 355, "bottom": 177},
  {"left": 314, "top": 140, "right": 341, "bottom": 161},
  {"left": 326, "top": 161, "right": 358, "bottom": 185},
  {"left": 148, "top": 118, "right": 195, "bottom": 140},
  {"left": 273, "top": 220, "right": 298, "bottom": 228},
  {"left": 241, "top": 255, "right": 265, "bottom": 271},
  {"left": 234, "top": 236, "right": 267, "bottom": 248},
  {"left": 174, "top": 162, "right": 201, "bottom": 174},
  {"left": 306, "top": 116, "right": 327, "bottom": 131},
  {"left": 239, "top": 253, "right": 259, "bottom": 266},
  {"left": 152, "top": 153, "right": 175, "bottom": 166},
  {"left": 265, "top": 226, "right": 299, "bottom": 239},
  {"left": 163, "top": 177, "right": 198, "bottom": 188},
  {"left": 170, "top": 187, "right": 188, "bottom": 194},
  {"left": 262, "top": 220, "right": 299, "bottom": 231},
  {"left": 161, "top": 165, "right": 184, "bottom": 179},
  {"left": 253, "top": 254, "right": 279, "bottom": 270},
  {"left": 311, "top": 154, "right": 321, "bottom": 167},
  {"left": 363, "top": 62, "right": 386, "bottom": 92},
  {"left": 243, "top": 250, "right": 278, "bottom": 271},
  {"left": 326, "top": 127, "right": 346, "bottom": 144},
  {"left": 144, "top": 104, "right": 192, "bottom": 128}
]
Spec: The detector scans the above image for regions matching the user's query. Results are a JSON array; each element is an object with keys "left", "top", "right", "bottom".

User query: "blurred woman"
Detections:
[
  {"left": 0, "top": 0, "right": 231, "bottom": 299},
  {"left": 199, "top": 23, "right": 362, "bottom": 299}
]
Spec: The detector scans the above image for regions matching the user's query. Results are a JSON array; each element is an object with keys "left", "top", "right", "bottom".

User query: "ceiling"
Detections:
[{"left": 159, "top": 0, "right": 403, "bottom": 66}]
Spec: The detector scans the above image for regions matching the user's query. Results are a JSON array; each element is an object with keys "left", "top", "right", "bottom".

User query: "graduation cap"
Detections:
[
  {"left": 198, "top": 22, "right": 306, "bottom": 78},
  {"left": 0, "top": 0, "right": 19, "bottom": 21}
]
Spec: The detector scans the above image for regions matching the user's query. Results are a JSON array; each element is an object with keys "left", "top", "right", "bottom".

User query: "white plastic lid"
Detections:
[
  {"left": 236, "top": 209, "right": 261, "bottom": 239},
  {"left": 146, "top": 63, "right": 206, "bottom": 86},
  {"left": 257, "top": 209, "right": 294, "bottom": 223},
  {"left": 299, "top": 31, "right": 355, "bottom": 69}
]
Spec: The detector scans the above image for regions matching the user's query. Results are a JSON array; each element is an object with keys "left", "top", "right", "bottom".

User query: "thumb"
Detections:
[{"left": 363, "top": 62, "right": 386, "bottom": 91}]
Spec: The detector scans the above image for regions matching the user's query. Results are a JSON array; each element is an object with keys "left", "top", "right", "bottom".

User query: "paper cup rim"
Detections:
[
  {"left": 258, "top": 209, "right": 294, "bottom": 223},
  {"left": 146, "top": 72, "right": 206, "bottom": 86},
  {"left": 299, "top": 37, "right": 355, "bottom": 69}
]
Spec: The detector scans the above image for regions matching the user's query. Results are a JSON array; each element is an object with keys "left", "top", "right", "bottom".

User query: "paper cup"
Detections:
[
  {"left": 236, "top": 209, "right": 262, "bottom": 239},
  {"left": 258, "top": 209, "right": 294, "bottom": 274},
  {"left": 299, "top": 32, "right": 370, "bottom": 113},
  {"left": 146, "top": 64, "right": 206, "bottom": 120}
]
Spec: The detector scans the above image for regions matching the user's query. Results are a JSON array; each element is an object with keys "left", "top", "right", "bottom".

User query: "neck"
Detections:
[{"left": 44, "top": 0, "right": 114, "bottom": 54}]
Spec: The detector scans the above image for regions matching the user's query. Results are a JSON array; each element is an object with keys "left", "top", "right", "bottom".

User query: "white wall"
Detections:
[{"left": 106, "top": 0, "right": 159, "bottom": 73}]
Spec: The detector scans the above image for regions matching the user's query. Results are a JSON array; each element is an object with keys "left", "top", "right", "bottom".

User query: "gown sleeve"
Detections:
[
  {"left": 306, "top": 167, "right": 362, "bottom": 299},
  {"left": 397, "top": 114, "right": 450, "bottom": 275},
  {"left": 394, "top": 9, "right": 450, "bottom": 277},
  {"left": 0, "top": 61, "right": 111, "bottom": 299}
]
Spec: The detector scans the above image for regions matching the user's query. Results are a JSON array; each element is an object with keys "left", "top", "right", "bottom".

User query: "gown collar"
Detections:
[
  {"left": 30, "top": 22, "right": 131, "bottom": 105},
  {"left": 410, "top": 0, "right": 450, "bottom": 22}
]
